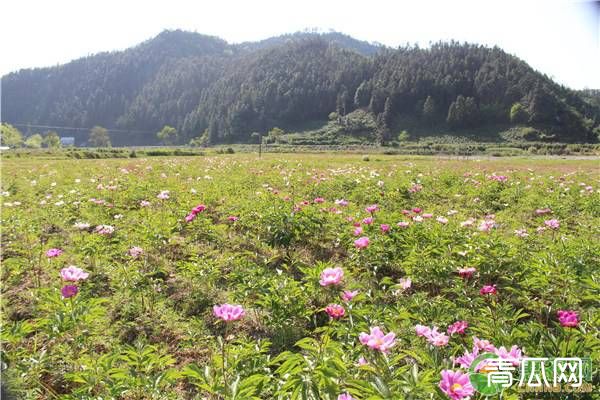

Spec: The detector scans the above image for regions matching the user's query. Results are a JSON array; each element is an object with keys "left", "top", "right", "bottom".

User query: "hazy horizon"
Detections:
[{"left": 1, "top": 0, "right": 599, "bottom": 89}]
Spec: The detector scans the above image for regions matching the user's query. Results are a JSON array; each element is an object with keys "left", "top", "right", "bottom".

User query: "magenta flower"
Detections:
[
  {"left": 60, "top": 266, "right": 89, "bottom": 282},
  {"left": 365, "top": 204, "right": 379, "bottom": 214},
  {"left": 427, "top": 328, "right": 449, "bottom": 347},
  {"left": 353, "top": 226, "right": 363, "bottom": 236},
  {"left": 439, "top": 369, "right": 475, "bottom": 400},
  {"left": 359, "top": 326, "right": 396, "bottom": 353},
  {"left": 495, "top": 345, "right": 523, "bottom": 366},
  {"left": 185, "top": 213, "right": 196, "bottom": 222},
  {"left": 557, "top": 310, "right": 579, "bottom": 328},
  {"left": 437, "top": 216, "right": 449, "bottom": 224},
  {"left": 544, "top": 219, "right": 560, "bottom": 229},
  {"left": 325, "top": 304, "right": 345, "bottom": 319},
  {"left": 338, "top": 394, "right": 355, "bottom": 400},
  {"left": 341, "top": 290, "right": 358, "bottom": 302},
  {"left": 412, "top": 207, "right": 422, "bottom": 214},
  {"left": 396, "top": 221, "right": 410, "bottom": 228},
  {"left": 128, "top": 246, "right": 144, "bottom": 258},
  {"left": 415, "top": 324, "right": 431, "bottom": 337},
  {"left": 480, "top": 284, "right": 497, "bottom": 296},
  {"left": 478, "top": 219, "right": 496, "bottom": 232},
  {"left": 447, "top": 321, "right": 468, "bottom": 335},
  {"left": 380, "top": 224, "right": 390, "bottom": 233},
  {"left": 319, "top": 267, "right": 344, "bottom": 286},
  {"left": 354, "top": 236, "right": 369, "bottom": 249},
  {"left": 473, "top": 336, "right": 496, "bottom": 352},
  {"left": 157, "top": 190, "right": 170, "bottom": 200},
  {"left": 192, "top": 204, "right": 206, "bottom": 214},
  {"left": 335, "top": 199, "right": 349, "bottom": 207},
  {"left": 454, "top": 347, "right": 479, "bottom": 369},
  {"left": 457, "top": 267, "right": 476, "bottom": 279},
  {"left": 95, "top": 225, "right": 115, "bottom": 235},
  {"left": 362, "top": 217, "right": 374, "bottom": 225},
  {"left": 213, "top": 304, "right": 245, "bottom": 321},
  {"left": 227, "top": 216, "right": 239, "bottom": 222},
  {"left": 535, "top": 207, "right": 552, "bottom": 215},
  {"left": 422, "top": 213, "right": 433, "bottom": 219},
  {"left": 61, "top": 285, "right": 79, "bottom": 298},
  {"left": 46, "top": 248, "right": 63, "bottom": 258},
  {"left": 314, "top": 197, "right": 325, "bottom": 204}
]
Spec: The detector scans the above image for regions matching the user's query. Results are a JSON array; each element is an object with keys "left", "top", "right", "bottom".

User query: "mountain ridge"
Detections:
[{"left": 2, "top": 29, "right": 599, "bottom": 145}]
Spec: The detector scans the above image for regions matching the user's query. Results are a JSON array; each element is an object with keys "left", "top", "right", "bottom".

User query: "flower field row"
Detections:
[{"left": 1, "top": 154, "right": 599, "bottom": 399}]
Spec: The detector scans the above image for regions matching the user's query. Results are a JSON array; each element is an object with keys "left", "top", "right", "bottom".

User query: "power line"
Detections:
[{"left": 7, "top": 122, "right": 154, "bottom": 135}]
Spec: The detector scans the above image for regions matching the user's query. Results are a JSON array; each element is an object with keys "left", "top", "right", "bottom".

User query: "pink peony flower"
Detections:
[
  {"left": 557, "top": 310, "right": 579, "bottom": 328},
  {"left": 314, "top": 197, "right": 325, "bottom": 204},
  {"left": 95, "top": 225, "right": 115, "bottom": 235},
  {"left": 354, "top": 236, "right": 369, "bottom": 249},
  {"left": 380, "top": 224, "right": 390, "bottom": 233},
  {"left": 478, "top": 219, "right": 496, "bottom": 232},
  {"left": 439, "top": 369, "right": 475, "bottom": 400},
  {"left": 192, "top": 204, "right": 206, "bottom": 214},
  {"left": 447, "top": 321, "right": 468, "bottom": 335},
  {"left": 427, "top": 328, "right": 449, "bottom": 347},
  {"left": 480, "top": 284, "right": 497, "bottom": 295},
  {"left": 415, "top": 324, "right": 431, "bottom": 337},
  {"left": 365, "top": 204, "right": 379, "bottom": 214},
  {"left": 457, "top": 267, "right": 476, "bottom": 279},
  {"left": 61, "top": 285, "right": 79, "bottom": 298},
  {"left": 422, "top": 213, "right": 433, "bottom": 219},
  {"left": 185, "top": 213, "right": 197, "bottom": 222},
  {"left": 46, "top": 248, "right": 63, "bottom": 258},
  {"left": 213, "top": 304, "right": 245, "bottom": 321},
  {"left": 319, "top": 267, "right": 344, "bottom": 286},
  {"left": 362, "top": 217, "right": 374, "bottom": 225},
  {"left": 157, "top": 190, "right": 170, "bottom": 200},
  {"left": 495, "top": 345, "right": 523, "bottom": 366},
  {"left": 353, "top": 226, "right": 363, "bottom": 236},
  {"left": 341, "top": 290, "right": 358, "bottom": 302},
  {"left": 473, "top": 336, "right": 496, "bottom": 352},
  {"left": 398, "top": 278, "right": 412, "bottom": 289},
  {"left": 544, "top": 219, "right": 560, "bottom": 229},
  {"left": 454, "top": 347, "right": 479, "bottom": 369},
  {"left": 359, "top": 326, "right": 396, "bottom": 353},
  {"left": 396, "top": 221, "right": 410, "bottom": 228},
  {"left": 412, "top": 207, "right": 422, "bottom": 214},
  {"left": 128, "top": 246, "right": 144, "bottom": 258},
  {"left": 60, "top": 266, "right": 89, "bottom": 282},
  {"left": 325, "top": 304, "right": 346, "bottom": 319}
]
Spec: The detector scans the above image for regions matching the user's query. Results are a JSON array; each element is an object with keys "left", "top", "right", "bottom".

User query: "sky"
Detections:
[{"left": 1, "top": 0, "right": 599, "bottom": 89}]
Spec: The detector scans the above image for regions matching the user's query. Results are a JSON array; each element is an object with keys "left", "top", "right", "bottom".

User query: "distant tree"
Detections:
[
  {"left": 354, "top": 81, "right": 371, "bottom": 108},
  {"left": 89, "top": 126, "right": 111, "bottom": 147},
  {"left": 509, "top": 102, "right": 529, "bottom": 124},
  {"left": 328, "top": 112, "right": 339, "bottom": 121},
  {"left": 267, "top": 127, "right": 285, "bottom": 143},
  {"left": 447, "top": 95, "right": 478, "bottom": 128},
  {"left": 422, "top": 96, "right": 437, "bottom": 120},
  {"left": 24, "top": 134, "right": 43, "bottom": 148},
  {"left": 189, "top": 129, "right": 209, "bottom": 147},
  {"left": 0, "top": 123, "right": 23, "bottom": 147},
  {"left": 398, "top": 130, "right": 410, "bottom": 142},
  {"left": 43, "top": 131, "right": 61, "bottom": 148},
  {"left": 157, "top": 125, "right": 178, "bottom": 145}
]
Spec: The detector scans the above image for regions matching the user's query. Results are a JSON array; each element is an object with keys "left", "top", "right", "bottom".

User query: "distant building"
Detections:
[{"left": 60, "top": 137, "right": 75, "bottom": 146}]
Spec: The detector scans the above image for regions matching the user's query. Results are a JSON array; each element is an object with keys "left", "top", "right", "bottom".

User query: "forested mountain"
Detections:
[{"left": 2, "top": 30, "right": 599, "bottom": 145}]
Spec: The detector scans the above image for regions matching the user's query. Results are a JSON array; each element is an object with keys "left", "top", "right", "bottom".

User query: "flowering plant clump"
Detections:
[{"left": 1, "top": 155, "right": 597, "bottom": 399}]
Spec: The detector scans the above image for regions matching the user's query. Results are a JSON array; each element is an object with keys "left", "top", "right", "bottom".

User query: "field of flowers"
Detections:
[{"left": 1, "top": 154, "right": 599, "bottom": 399}]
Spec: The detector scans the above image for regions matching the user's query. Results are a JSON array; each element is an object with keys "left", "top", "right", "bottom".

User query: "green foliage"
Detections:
[
  {"left": 43, "top": 131, "right": 62, "bottom": 148},
  {"left": 24, "top": 133, "right": 43, "bottom": 148},
  {"left": 157, "top": 125, "right": 179, "bottom": 145},
  {"left": 88, "top": 126, "right": 111, "bottom": 147},
  {"left": 0, "top": 123, "right": 23, "bottom": 147},
  {"left": 509, "top": 102, "right": 529, "bottom": 124}
]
